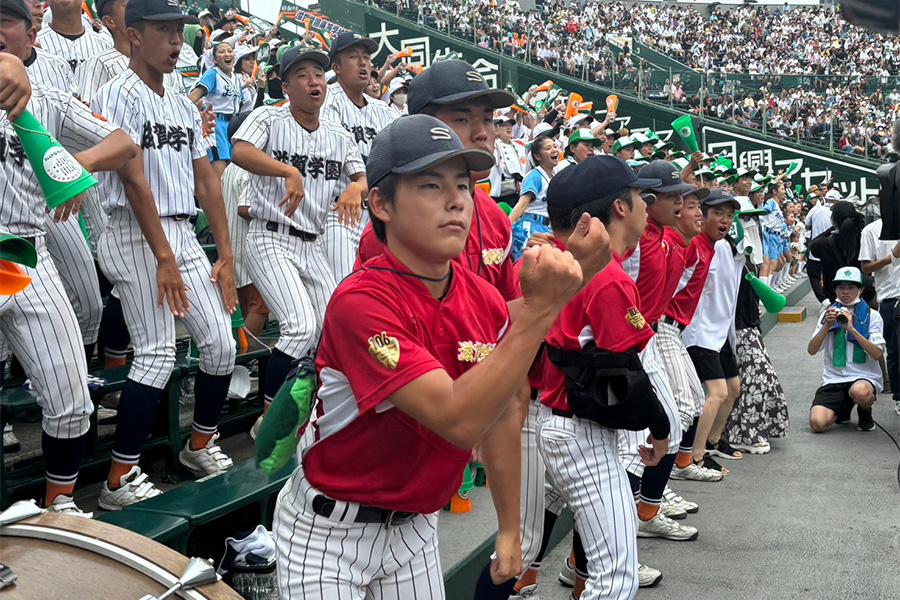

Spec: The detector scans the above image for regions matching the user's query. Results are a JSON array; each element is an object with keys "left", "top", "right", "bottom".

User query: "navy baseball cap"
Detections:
[
  {"left": 95, "top": 0, "right": 115, "bottom": 18},
  {"left": 408, "top": 60, "right": 514, "bottom": 115},
  {"left": 126, "top": 0, "right": 199, "bottom": 27},
  {"left": 0, "top": 0, "right": 32, "bottom": 24},
  {"left": 547, "top": 155, "right": 661, "bottom": 210},
  {"left": 279, "top": 46, "right": 330, "bottom": 78},
  {"left": 701, "top": 189, "right": 741, "bottom": 211},
  {"left": 640, "top": 160, "right": 697, "bottom": 195},
  {"left": 328, "top": 32, "right": 378, "bottom": 62},
  {"left": 367, "top": 115, "right": 495, "bottom": 187}
]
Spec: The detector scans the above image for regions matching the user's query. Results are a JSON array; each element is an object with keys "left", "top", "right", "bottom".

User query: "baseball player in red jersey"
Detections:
[
  {"left": 618, "top": 160, "right": 706, "bottom": 544},
  {"left": 540, "top": 155, "right": 669, "bottom": 600},
  {"left": 271, "top": 114, "right": 587, "bottom": 599},
  {"left": 660, "top": 191, "right": 727, "bottom": 484},
  {"left": 0, "top": 45, "right": 137, "bottom": 515}
]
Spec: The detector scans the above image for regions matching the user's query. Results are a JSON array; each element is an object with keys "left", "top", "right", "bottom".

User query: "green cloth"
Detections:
[
  {"left": 832, "top": 301, "right": 869, "bottom": 368},
  {"left": 256, "top": 357, "right": 317, "bottom": 475}
]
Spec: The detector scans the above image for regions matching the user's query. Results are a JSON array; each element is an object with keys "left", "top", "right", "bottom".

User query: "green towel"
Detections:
[{"left": 832, "top": 301, "right": 869, "bottom": 368}]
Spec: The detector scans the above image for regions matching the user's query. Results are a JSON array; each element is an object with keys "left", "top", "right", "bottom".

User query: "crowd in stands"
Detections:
[{"left": 373, "top": 0, "right": 900, "bottom": 159}]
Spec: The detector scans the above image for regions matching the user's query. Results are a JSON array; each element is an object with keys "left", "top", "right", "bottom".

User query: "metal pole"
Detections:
[
  {"left": 762, "top": 91, "right": 767, "bottom": 137},
  {"left": 829, "top": 112, "right": 834, "bottom": 154},
  {"left": 669, "top": 67, "right": 673, "bottom": 108}
]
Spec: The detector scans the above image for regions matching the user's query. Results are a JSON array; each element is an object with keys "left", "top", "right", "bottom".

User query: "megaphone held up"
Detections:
[
  {"left": 745, "top": 272, "right": 787, "bottom": 314},
  {"left": 11, "top": 110, "right": 98, "bottom": 209}
]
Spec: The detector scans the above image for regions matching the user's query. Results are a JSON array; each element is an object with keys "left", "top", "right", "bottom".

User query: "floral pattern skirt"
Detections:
[{"left": 724, "top": 327, "right": 790, "bottom": 445}]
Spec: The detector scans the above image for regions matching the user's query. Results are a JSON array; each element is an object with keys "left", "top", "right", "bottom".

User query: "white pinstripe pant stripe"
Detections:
[
  {"left": 273, "top": 469, "right": 445, "bottom": 600},
  {"left": 0, "top": 243, "right": 93, "bottom": 438},
  {"left": 322, "top": 210, "right": 369, "bottom": 283},
  {"left": 98, "top": 209, "right": 234, "bottom": 389},
  {"left": 654, "top": 321, "right": 706, "bottom": 427},
  {"left": 44, "top": 214, "right": 102, "bottom": 345},
  {"left": 617, "top": 336, "right": 683, "bottom": 477},
  {"left": 245, "top": 230, "right": 336, "bottom": 359},
  {"left": 519, "top": 401, "right": 545, "bottom": 570},
  {"left": 537, "top": 406, "right": 638, "bottom": 600}
]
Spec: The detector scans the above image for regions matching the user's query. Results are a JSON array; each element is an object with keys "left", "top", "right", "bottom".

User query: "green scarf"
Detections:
[{"left": 832, "top": 300, "right": 869, "bottom": 368}]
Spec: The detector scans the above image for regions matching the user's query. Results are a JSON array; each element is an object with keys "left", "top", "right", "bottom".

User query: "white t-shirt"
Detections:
[
  {"left": 806, "top": 202, "right": 833, "bottom": 261},
  {"left": 859, "top": 219, "right": 900, "bottom": 301},
  {"left": 811, "top": 307, "right": 885, "bottom": 392},
  {"left": 682, "top": 239, "right": 746, "bottom": 352}
]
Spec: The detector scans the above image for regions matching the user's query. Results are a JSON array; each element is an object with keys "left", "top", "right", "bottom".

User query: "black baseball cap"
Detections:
[
  {"left": 408, "top": 60, "right": 514, "bottom": 115},
  {"left": 0, "top": 0, "right": 32, "bottom": 25},
  {"left": 640, "top": 160, "right": 697, "bottom": 195},
  {"left": 327, "top": 32, "right": 378, "bottom": 62},
  {"left": 279, "top": 46, "right": 330, "bottom": 78},
  {"left": 95, "top": 0, "right": 115, "bottom": 18},
  {"left": 701, "top": 189, "right": 741, "bottom": 211},
  {"left": 126, "top": 0, "right": 199, "bottom": 28},
  {"left": 366, "top": 115, "right": 495, "bottom": 187},
  {"left": 547, "top": 155, "right": 661, "bottom": 210}
]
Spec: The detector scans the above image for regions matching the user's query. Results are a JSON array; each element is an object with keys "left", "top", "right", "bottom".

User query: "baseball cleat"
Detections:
[{"left": 637, "top": 513, "right": 699, "bottom": 541}]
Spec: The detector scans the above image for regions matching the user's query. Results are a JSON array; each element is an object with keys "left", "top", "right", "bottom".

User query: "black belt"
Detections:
[
  {"left": 218, "top": 113, "right": 234, "bottom": 122},
  {"left": 170, "top": 214, "right": 191, "bottom": 221},
  {"left": 524, "top": 214, "right": 551, "bottom": 226},
  {"left": 552, "top": 408, "right": 574, "bottom": 418},
  {"left": 265, "top": 221, "right": 317, "bottom": 241},
  {"left": 530, "top": 388, "right": 539, "bottom": 400},
  {"left": 660, "top": 315, "right": 686, "bottom": 332},
  {"left": 311, "top": 494, "right": 417, "bottom": 527}
]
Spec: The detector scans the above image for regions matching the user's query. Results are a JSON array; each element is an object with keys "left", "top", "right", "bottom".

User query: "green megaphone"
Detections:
[
  {"left": 12, "top": 110, "right": 98, "bottom": 209},
  {"left": 498, "top": 202, "right": 512, "bottom": 216},
  {"left": 745, "top": 271, "right": 786, "bottom": 314}
]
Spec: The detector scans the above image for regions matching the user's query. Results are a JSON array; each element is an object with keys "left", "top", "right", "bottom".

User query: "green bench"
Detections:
[{"left": 97, "top": 510, "right": 190, "bottom": 552}]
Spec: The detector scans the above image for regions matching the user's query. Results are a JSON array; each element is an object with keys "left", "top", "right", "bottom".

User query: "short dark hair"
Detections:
[{"left": 368, "top": 173, "right": 400, "bottom": 243}]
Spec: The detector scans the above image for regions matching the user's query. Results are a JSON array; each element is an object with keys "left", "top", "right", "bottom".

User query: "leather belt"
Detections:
[
  {"left": 265, "top": 221, "right": 317, "bottom": 241},
  {"left": 660, "top": 315, "right": 686, "bottom": 332},
  {"left": 169, "top": 214, "right": 191, "bottom": 221},
  {"left": 551, "top": 408, "right": 574, "bottom": 418},
  {"left": 311, "top": 495, "right": 417, "bottom": 527}
]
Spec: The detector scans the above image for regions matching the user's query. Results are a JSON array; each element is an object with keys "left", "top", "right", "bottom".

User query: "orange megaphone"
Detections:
[
  {"left": 396, "top": 47, "right": 414, "bottom": 58},
  {"left": 606, "top": 95, "right": 619, "bottom": 112},
  {"left": 536, "top": 80, "right": 554, "bottom": 92},
  {"left": 578, "top": 101, "right": 593, "bottom": 112},
  {"left": 0, "top": 260, "right": 31, "bottom": 295},
  {"left": 406, "top": 64, "right": 423, "bottom": 74},
  {"left": 565, "top": 93, "right": 583, "bottom": 120}
]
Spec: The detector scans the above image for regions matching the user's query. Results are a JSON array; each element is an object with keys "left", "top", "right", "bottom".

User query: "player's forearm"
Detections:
[
  {"left": 808, "top": 327, "right": 828, "bottom": 355},
  {"left": 117, "top": 158, "right": 177, "bottom": 264},
  {"left": 73, "top": 130, "right": 138, "bottom": 173},
  {"left": 193, "top": 160, "right": 233, "bottom": 259},
  {"left": 509, "top": 196, "right": 529, "bottom": 223},
  {"left": 231, "top": 141, "right": 297, "bottom": 180},
  {"left": 481, "top": 405, "right": 523, "bottom": 539},
  {"left": 849, "top": 329, "right": 884, "bottom": 361},
  {"left": 350, "top": 173, "right": 369, "bottom": 199}
]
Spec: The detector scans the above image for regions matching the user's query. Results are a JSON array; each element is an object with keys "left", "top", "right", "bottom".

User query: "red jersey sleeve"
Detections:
[
  {"left": 584, "top": 274, "right": 654, "bottom": 353},
  {"left": 316, "top": 286, "right": 443, "bottom": 415}
]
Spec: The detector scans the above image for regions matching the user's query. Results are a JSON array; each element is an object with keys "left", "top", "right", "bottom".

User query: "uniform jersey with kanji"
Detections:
[
  {"left": 623, "top": 219, "right": 674, "bottom": 323},
  {"left": 0, "top": 85, "right": 118, "bottom": 237},
  {"left": 664, "top": 231, "right": 715, "bottom": 326},
  {"left": 321, "top": 82, "right": 395, "bottom": 162},
  {"left": 36, "top": 26, "right": 111, "bottom": 72},
  {"left": 232, "top": 106, "right": 364, "bottom": 233},
  {"left": 303, "top": 249, "right": 510, "bottom": 513},
  {"left": 542, "top": 253, "right": 654, "bottom": 412},
  {"left": 92, "top": 69, "right": 210, "bottom": 217},
  {"left": 354, "top": 188, "right": 519, "bottom": 301}
]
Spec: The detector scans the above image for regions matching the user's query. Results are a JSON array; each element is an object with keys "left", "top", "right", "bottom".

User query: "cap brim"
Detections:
[
  {"left": 706, "top": 198, "right": 742, "bottom": 210},
  {"left": 393, "top": 148, "right": 495, "bottom": 178},
  {"left": 330, "top": 38, "right": 379, "bottom": 60},
  {"left": 430, "top": 89, "right": 515, "bottom": 110},
  {"left": 280, "top": 51, "right": 331, "bottom": 77},
  {"left": 630, "top": 178, "right": 662, "bottom": 189},
  {"left": 139, "top": 14, "right": 200, "bottom": 24},
  {"left": 651, "top": 181, "right": 696, "bottom": 195},
  {"left": 0, "top": 0, "right": 31, "bottom": 24},
  {"left": 685, "top": 187, "right": 711, "bottom": 201}
]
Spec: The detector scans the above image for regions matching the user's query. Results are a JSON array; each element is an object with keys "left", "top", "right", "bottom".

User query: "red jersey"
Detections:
[
  {"left": 623, "top": 219, "right": 677, "bottom": 323},
  {"left": 664, "top": 233, "right": 715, "bottom": 326},
  {"left": 304, "top": 249, "right": 510, "bottom": 514},
  {"left": 354, "top": 188, "right": 519, "bottom": 302},
  {"left": 541, "top": 253, "right": 653, "bottom": 412}
]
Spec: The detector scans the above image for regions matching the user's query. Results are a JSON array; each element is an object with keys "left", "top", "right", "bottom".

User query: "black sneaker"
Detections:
[
  {"left": 857, "top": 407, "right": 875, "bottom": 431},
  {"left": 835, "top": 403, "right": 853, "bottom": 424},
  {"left": 706, "top": 438, "right": 743, "bottom": 460},
  {"left": 701, "top": 453, "right": 728, "bottom": 474}
]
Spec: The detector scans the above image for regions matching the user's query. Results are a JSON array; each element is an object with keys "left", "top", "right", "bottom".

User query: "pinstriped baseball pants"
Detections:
[{"left": 654, "top": 321, "right": 706, "bottom": 428}]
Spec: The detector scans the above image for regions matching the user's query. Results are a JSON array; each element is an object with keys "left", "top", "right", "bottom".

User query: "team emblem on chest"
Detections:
[
  {"left": 458, "top": 341, "right": 496, "bottom": 363},
  {"left": 482, "top": 248, "right": 505, "bottom": 266}
]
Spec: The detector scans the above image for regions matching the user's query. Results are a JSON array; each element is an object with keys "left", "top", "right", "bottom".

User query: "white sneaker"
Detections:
[
  {"left": 47, "top": 494, "right": 93, "bottom": 518},
  {"left": 730, "top": 437, "right": 771, "bottom": 455},
  {"left": 669, "top": 462, "right": 723, "bottom": 482},
  {"left": 96, "top": 407, "right": 117, "bottom": 424},
  {"left": 639, "top": 563, "right": 663, "bottom": 587},
  {"left": 659, "top": 499, "right": 688, "bottom": 520},
  {"left": 637, "top": 513, "right": 699, "bottom": 540},
  {"left": 663, "top": 486, "right": 699, "bottom": 513},
  {"left": 249, "top": 414, "right": 263, "bottom": 442},
  {"left": 558, "top": 557, "right": 576, "bottom": 587},
  {"left": 179, "top": 433, "right": 233, "bottom": 476},
  {"left": 3, "top": 423, "right": 20, "bottom": 453},
  {"left": 98, "top": 466, "right": 161, "bottom": 511},
  {"left": 894, "top": 399, "right": 900, "bottom": 416},
  {"left": 509, "top": 583, "right": 539, "bottom": 599}
]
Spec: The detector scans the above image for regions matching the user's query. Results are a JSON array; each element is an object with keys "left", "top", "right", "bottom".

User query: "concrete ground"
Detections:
[{"left": 530, "top": 292, "right": 900, "bottom": 600}]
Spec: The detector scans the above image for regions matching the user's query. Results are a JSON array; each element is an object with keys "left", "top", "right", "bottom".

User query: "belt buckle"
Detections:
[{"left": 384, "top": 510, "right": 413, "bottom": 530}]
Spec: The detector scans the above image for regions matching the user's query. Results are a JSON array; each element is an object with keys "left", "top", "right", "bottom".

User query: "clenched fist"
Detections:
[{"left": 518, "top": 244, "right": 583, "bottom": 319}]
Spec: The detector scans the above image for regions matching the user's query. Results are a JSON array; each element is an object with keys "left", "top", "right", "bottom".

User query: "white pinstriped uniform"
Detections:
[
  {"left": 654, "top": 321, "right": 705, "bottom": 426},
  {"left": 537, "top": 406, "right": 639, "bottom": 600},
  {"left": 25, "top": 47, "right": 103, "bottom": 346},
  {"left": 221, "top": 163, "right": 252, "bottom": 288},
  {"left": 273, "top": 471, "right": 445, "bottom": 600},
  {"left": 519, "top": 400, "right": 546, "bottom": 569},
  {"left": 0, "top": 86, "right": 116, "bottom": 438},
  {"left": 92, "top": 69, "right": 234, "bottom": 389},
  {"left": 320, "top": 82, "right": 395, "bottom": 280},
  {"left": 36, "top": 26, "right": 111, "bottom": 73},
  {"left": 233, "top": 106, "right": 364, "bottom": 359}
]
